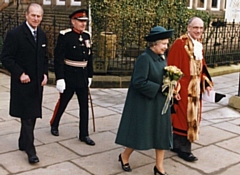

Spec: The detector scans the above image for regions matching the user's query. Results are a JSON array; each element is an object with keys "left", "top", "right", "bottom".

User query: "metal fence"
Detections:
[{"left": 0, "top": 12, "right": 240, "bottom": 76}]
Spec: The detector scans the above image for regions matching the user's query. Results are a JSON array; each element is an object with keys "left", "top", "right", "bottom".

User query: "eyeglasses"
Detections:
[{"left": 190, "top": 26, "right": 204, "bottom": 30}]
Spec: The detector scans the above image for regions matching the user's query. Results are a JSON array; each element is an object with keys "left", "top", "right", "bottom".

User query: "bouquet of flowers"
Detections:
[{"left": 161, "top": 65, "right": 183, "bottom": 114}]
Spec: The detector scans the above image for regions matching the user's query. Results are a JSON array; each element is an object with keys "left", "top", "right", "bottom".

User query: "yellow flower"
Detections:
[{"left": 161, "top": 65, "right": 183, "bottom": 114}]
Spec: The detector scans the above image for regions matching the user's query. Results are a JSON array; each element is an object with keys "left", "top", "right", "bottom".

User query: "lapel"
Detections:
[{"left": 23, "top": 22, "right": 36, "bottom": 48}]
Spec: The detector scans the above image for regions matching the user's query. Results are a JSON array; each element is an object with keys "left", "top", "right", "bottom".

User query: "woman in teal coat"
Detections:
[{"left": 115, "top": 26, "right": 174, "bottom": 175}]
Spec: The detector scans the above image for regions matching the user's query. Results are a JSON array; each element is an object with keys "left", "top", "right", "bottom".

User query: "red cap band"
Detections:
[{"left": 71, "top": 12, "right": 87, "bottom": 19}]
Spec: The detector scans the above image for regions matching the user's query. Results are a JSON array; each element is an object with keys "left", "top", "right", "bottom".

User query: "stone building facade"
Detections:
[{"left": 188, "top": 0, "right": 226, "bottom": 18}]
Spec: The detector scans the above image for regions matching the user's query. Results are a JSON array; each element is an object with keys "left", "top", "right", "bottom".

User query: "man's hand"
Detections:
[
  {"left": 56, "top": 79, "right": 66, "bottom": 93},
  {"left": 174, "top": 93, "right": 181, "bottom": 101},
  {"left": 20, "top": 73, "right": 30, "bottom": 83},
  {"left": 41, "top": 74, "right": 48, "bottom": 86},
  {"left": 206, "top": 86, "right": 213, "bottom": 96}
]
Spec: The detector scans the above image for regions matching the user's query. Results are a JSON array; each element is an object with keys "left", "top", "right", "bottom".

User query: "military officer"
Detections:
[{"left": 50, "top": 9, "right": 95, "bottom": 146}]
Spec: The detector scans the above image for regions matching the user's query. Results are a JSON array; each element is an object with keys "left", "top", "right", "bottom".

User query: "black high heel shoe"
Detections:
[
  {"left": 154, "top": 166, "right": 168, "bottom": 175},
  {"left": 118, "top": 154, "right": 132, "bottom": 172}
]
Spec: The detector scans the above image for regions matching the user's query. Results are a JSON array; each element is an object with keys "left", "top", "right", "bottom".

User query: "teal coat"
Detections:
[{"left": 115, "top": 48, "right": 172, "bottom": 150}]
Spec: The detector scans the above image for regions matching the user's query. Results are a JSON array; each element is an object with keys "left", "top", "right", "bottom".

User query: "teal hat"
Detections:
[{"left": 144, "top": 26, "right": 174, "bottom": 42}]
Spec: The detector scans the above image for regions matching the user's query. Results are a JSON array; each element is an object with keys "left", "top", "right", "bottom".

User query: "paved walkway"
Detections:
[{"left": 0, "top": 72, "right": 240, "bottom": 175}]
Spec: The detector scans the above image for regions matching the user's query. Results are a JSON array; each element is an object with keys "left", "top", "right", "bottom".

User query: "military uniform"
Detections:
[
  {"left": 54, "top": 28, "right": 93, "bottom": 88},
  {"left": 50, "top": 9, "right": 94, "bottom": 145}
]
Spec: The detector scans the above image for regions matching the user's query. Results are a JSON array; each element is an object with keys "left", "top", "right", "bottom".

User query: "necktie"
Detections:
[{"left": 33, "top": 31, "right": 37, "bottom": 42}]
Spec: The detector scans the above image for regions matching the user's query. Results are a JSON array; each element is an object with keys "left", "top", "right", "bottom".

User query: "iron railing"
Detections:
[{"left": 0, "top": 13, "right": 240, "bottom": 76}]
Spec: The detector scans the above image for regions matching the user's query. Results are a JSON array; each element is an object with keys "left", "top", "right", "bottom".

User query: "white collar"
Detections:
[
  {"left": 188, "top": 34, "right": 203, "bottom": 60},
  {"left": 26, "top": 21, "right": 37, "bottom": 34}
]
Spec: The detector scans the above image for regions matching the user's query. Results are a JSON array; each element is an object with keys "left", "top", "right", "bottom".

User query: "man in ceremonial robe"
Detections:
[{"left": 167, "top": 17, "right": 213, "bottom": 162}]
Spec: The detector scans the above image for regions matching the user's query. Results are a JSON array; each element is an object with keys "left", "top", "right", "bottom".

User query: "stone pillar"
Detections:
[
  {"left": 65, "top": 0, "right": 70, "bottom": 7},
  {"left": 51, "top": 0, "right": 56, "bottom": 7},
  {"left": 220, "top": 0, "right": 226, "bottom": 11},
  {"left": 206, "top": 0, "right": 212, "bottom": 10},
  {"left": 192, "top": 0, "right": 197, "bottom": 9}
]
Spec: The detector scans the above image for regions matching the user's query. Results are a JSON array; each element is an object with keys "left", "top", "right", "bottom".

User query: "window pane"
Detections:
[
  {"left": 57, "top": 0, "right": 65, "bottom": 5},
  {"left": 197, "top": 0, "right": 204, "bottom": 8},
  {"left": 212, "top": 0, "right": 218, "bottom": 8},
  {"left": 71, "top": 0, "right": 81, "bottom": 6},
  {"left": 43, "top": 0, "right": 51, "bottom": 5}
]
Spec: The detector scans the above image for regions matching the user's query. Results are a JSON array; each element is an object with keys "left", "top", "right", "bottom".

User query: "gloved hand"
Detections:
[
  {"left": 56, "top": 79, "right": 66, "bottom": 93},
  {"left": 88, "top": 78, "right": 92, "bottom": 87}
]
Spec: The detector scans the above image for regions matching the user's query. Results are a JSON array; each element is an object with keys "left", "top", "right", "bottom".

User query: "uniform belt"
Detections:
[{"left": 64, "top": 59, "right": 88, "bottom": 68}]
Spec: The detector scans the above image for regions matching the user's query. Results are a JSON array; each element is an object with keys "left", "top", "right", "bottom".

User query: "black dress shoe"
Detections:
[
  {"left": 28, "top": 155, "right": 39, "bottom": 164},
  {"left": 178, "top": 151, "right": 198, "bottom": 162},
  {"left": 51, "top": 126, "right": 59, "bottom": 136},
  {"left": 80, "top": 136, "right": 95, "bottom": 146},
  {"left": 118, "top": 154, "right": 131, "bottom": 172},
  {"left": 154, "top": 166, "right": 168, "bottom": 175}
]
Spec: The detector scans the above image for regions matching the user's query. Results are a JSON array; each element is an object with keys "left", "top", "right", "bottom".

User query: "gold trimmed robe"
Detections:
[{"left": 167, "top": 34, "right": 213, "bottom": 142}]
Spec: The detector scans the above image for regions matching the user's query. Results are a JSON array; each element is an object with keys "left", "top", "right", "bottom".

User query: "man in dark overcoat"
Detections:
[
  {"left": 49, "top": 9, "right": 95, "bottom": 146},
  {"left": 0, "top": 3, "right": 48, "bottom": 164}
]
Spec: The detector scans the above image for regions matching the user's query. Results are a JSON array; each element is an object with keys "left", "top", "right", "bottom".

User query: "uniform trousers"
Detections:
[
  {"left": 50, "top": 86, "right": 89, "bottom": 138},
  {"left": 19, "top": 118, "right": 37, "bottom": 156},
  {"left": 173, "top": 133, "right": 191, "bottom": 153}
]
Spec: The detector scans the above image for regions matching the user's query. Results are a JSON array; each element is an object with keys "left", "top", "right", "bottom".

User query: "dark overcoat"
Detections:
[
  {"left": 0, "top": 22, "right": 48, "bottom": 119},
  {"left": 115, "top": 48, "right": 173, "bottom": 150}
]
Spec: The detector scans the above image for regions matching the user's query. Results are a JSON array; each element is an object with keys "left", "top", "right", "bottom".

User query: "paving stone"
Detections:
[
  {"left": 0, "top": 133, "right": 41, "bottom": 154},
  {"left": 0, "top": 120, "right": 21, "bottom": 135},
  {"left": 216, "top": 136, "right": 240, "bottom": 154},
  {"left": 202, "top": 107, "right": 240, "bottom": 123},
  {"left": 0, "top": 143, "right": 79, "bottom": 174},
  {"left": 15, "top": 162, "right": 91, "bottom": 175},
  {"left": 35, "top": 113, "right": 78, "bottom": 129},
  {"left": 0, "top": 133, "right": 23, "bottom": 154},
  {"left": 0, "top": 91, "right": 10, "bottom": 100},
  {"left": 218, "top": 163, "right": 240, "bottom": 175},
  {"left": 43, "top": 97, "right": 79, "bottom": 111},
  {"left": 60, "top": 131, "right": 121, "bottom": 156},
  {"left": 0, "top": 166, "right": 9, "bottom": 175},
  {"left": 196, "top": 125, "right": 236, "bottom": 146},
  {"left": 0, "top": 151, "right": 38, "bottom": 174},
  {"left": 172, "top": 145, "right": 240, "bottom": 174},
  {"left": 200, "top": 118, "right": 214, "bottom": 126},
  {"left": 35, "top": 123, "right": 79, "bottom": 144},
  {"left": 0, "top": 99, "right": 9, "bottom": 110},
  {"left": 202, "top": 101, "right": 223, "bottom": 112},
  {"left": 93, "top": 114, "right": 120, "bottom": 132},
  {"left": 66, "top": 105, "right": 118, "bottom": 119},
  {"left": 0, "top": 109, "right": 11, "bottom": 120},
  {"left": 108, "top": 103, "right": 125, "bottom": 113},
  {"left": 42, "top": 86, "right": 59, "bottom": 95},
  {"left": 72, "top": 148, "right": 155, "bottom": 175},
  {"left": 1, "top": 72, "right": 240, "bottom": 175},
  {"left": 229, "top": 118, "right": 240, "bottom": 125},
  {"left": 213, "top": 121, "right": 240, "bottom": 134},
  {"left": 162, "top": 158, "right": 202, "bottom": 175},
  {"left": 92, "top": 94, "right": 127, "bottom": 107}
]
